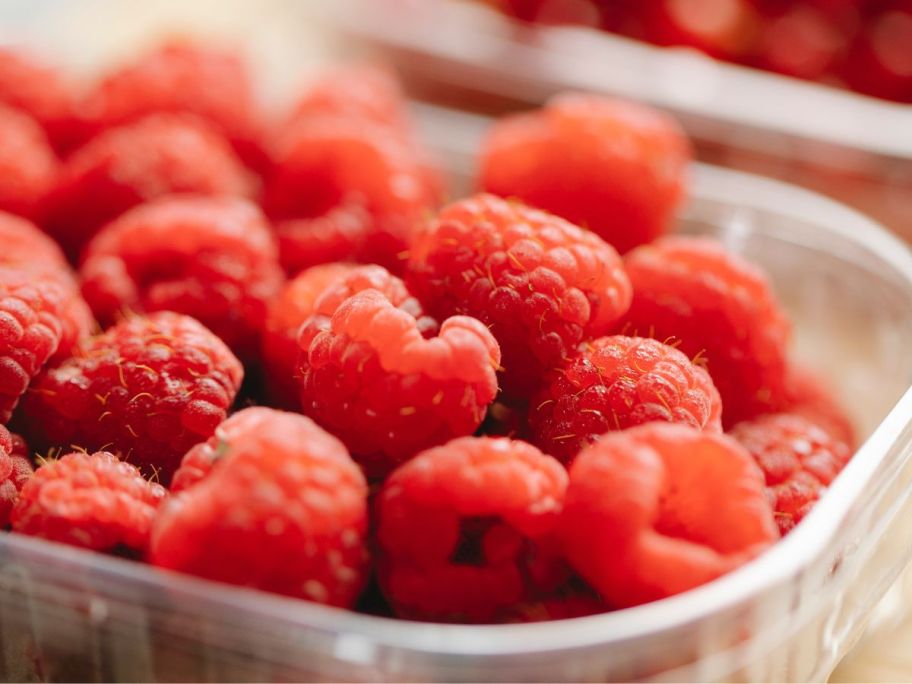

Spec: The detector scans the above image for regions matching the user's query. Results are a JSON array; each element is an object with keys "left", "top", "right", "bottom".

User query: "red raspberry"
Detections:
[
  {"left": 43, "top": 113, "right": 253, "bottom": 259},
  {"left": 0, "top": 426, "right": 32, "bottom": 528},
  {"left": 0, "top": 105, "right": 57, "bottom": 221},
  {"left": 261, "top": 263, "right": 359, "bottom": 408},
  {"left": 376, "top": 436, "right": 568, "bottom": 622},
  {"left": 263, "top": 115, "right": 437, "bottom": 274},
  {"left": 408, "top": 194, "right": 632, "bottom": 398},
  {"left": 529, "top": 335, "right": 722, "bottom": 463},
  {"left": 151, "top": 407, "right": 369, "bottom": 607},
  {"left": 479, "top": 93, "right": 691, "bottom": 254},
  {"left": 79, "top": 195, "right": 283, "bottom": 362},
  {"left": 780, "top": 366, "right": 856, "bottom": 450},
  {"left": 298, "top": 287, "right": 498, "bottom": 479},
  {"left": 84, "top": 40, "right": 266, "bottom": 172},
  {"left": 287, "top": 63, "right": 411, "bottom": 132},
  {"left": 0, "top": 48, "right": 84, "bottom": 153},
  {"left": 620, "top": 236, "right": 791, "bottom": 426},
  {"left": 11, "top": 451, "right": 165, "bottom": 553},
  {"left": 561, "top": 423, "right": 778, "bottom": 608},
  {"left": 20, "top": 312, "right": 243, "bottom": 484},
  {"left": 729, "top": 412, "right": 851, "bottom": 534}
]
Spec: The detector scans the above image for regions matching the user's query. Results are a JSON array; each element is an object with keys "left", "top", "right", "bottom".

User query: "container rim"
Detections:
[{"left": 6, "top": 162, "right": 912, "bottom": 660}]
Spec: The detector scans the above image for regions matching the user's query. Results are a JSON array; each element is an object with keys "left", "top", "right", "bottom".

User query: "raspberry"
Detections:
[
  {"left": 0, "top": 426, "right": 32, "bottom": 528},
  {"left": 263, "top": 115, "right": 437, "bottom": 274},
  {"left": 561, "top": 423, "right": 778, "bottom": 608},
  {"left": 11, "top": 451, "right": 165, "bottom": 553},
  {"left": 620, "top": 236, "right": 791, "bottom": 426},
  {"left": 151, "top": 407, "right": 369, "bottom": 607},
  {"left": 0, "top": 105, "right": 57, "bottom": 221},
  {"left": 84, "top": 40, "right": 265, "bottom": 172},
  {"left": 729, "top": 413, "right": 852, "bottom": 534},
  {"left": 496, "top": 587, "right": 606, "bottom": 623},
  {"left": 376, "top": 436, "right": 568, "bottom": 622},
  {"left": 479, "top": 93, "right": 691, "bottom": 254},
  {"left": 80, "top": 195, "right": 283, "bottom": 362},
  {"left": 0, "top": 48, "right": 84, "bottom": 153},
  {"left": 21, "top": 312, "right": 243, "bottom": 484},
  {"left": 43, "top": 113, "right": 253, "bottom": 259},
  {"left": 261, "top": 263, "right": 359, "bottom": 408},
  {"left": 298, "top": 287, "right": 498, "bottom": 479},
  {"left": 780, "top": 366, "right": 856, "bottom": 450},
  {"left": 408, "top": 194, "right": 632, "bottom": 398},
  {"left": 529, "top": 335, "right": 722, "bottom": 463}
]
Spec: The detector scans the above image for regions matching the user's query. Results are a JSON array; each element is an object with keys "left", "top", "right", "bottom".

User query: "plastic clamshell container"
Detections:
[
  {"left": 2, "top": 103, "right": 912, "bottom": 683},
  {"left": 323, "top": 0, "right": 912, "bottom": 241}
]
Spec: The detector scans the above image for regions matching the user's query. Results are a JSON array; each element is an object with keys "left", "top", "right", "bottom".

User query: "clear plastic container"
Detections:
[
  {"left": 3, "top": 102, "right": 912, "bottom": 682},
  {"left": 323, "top": 0, "right": 912, "bottom": 241}
]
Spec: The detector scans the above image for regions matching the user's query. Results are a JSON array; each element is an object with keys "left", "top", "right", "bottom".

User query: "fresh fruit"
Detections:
[
  {"left": 79, "top": 195, "right": 283, "bottom": 362},
  {"left": 529, "top": 335, "right": 722, "bottom": 463},
  {"left": 408, "top": 193, "right": 632, "bottom": 398},
  {"left": 298, "top": 287, "right": 498, "bottom": 479},
  {"left": 20, "top": 312, "right": 243, "bottom": 484},
  {"left": 729, "top": 412, "right": 852, "bottom": 534},
  {"left": 780, "top": 365, "right": 856, "bottom": 450},
  {"left": 151, "top": 407, "right": 369, "bottom": 607},
  {"left": 620, "top": 236, "right": 791, "bottom": 426},
  {"left": 0, "top": 105, "right": 57, "bottom": 221},
  {"left": 11, "top": 450, "right": 166, "bottom": 553},
  {"left": 480, "top": 93, "right": 691, "bottom": 254},
  {"left": 561, "top": 422, "right": 778, "bottom": 607},
  {"left": 376, "top": 436, "right": 568, "bottom": 622},
  {"left": 43, "top": 113, "right": 253, "bottom": 259},
  {"left": 0, "top": 426, "right": 32, "bottom": 528}
]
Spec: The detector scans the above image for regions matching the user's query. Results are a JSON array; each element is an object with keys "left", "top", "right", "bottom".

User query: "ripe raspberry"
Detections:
[
  {"left": 151, "top": 407, "right": 369, "bottom": 607},
  {"left": 530, "top": 335, "right": 722, "bottom": 463},
  {"left": 84, "top": 40, "right": 265, "bottom": 172},
  {"left": 298, "top": 288, "right": 498, "bottom": 479},
  {"left": 0, "top": 105, "right": 57, "bottom": 221},
  {"left": 729, "top": 413, "right": 852, "bottom": 534},
  {"left": 0, "top": 211, "right": 93, "bottom": 362},
  {"left": 11, "top": 451, "right": 164, "bottom": 552},
  {"left": 263, "top": 115, "right": 437, "bottom": 274},
  {"left": 479, "top": 93, "right": 691, "bottom": 254},
  {"left": 287, "top": 63, "right": 411, "bottom": 132},
  {"left": 43, "top": 113, "right": 253, "bottom": 259},
  {"left": 780, "top": 366, "right": 856, "bottom": 450},
  {"left": 408, "top": 194, "right": 632, "bottom": 398},
  {"left": 80, "top": 195, "right": 283, "bottom": 362},
  {"left": 0, "top": 48, "right": 84, "bottom": 153},
  {"left": 377, "top": 436, "right": 568, "bottom": 622},
  {"left": 0, "top": 426, "right": 32, "bottom": 528},
  {"left": 261, "top": 263, "right": 359, "bottom": 408},
  {"left": 620, "top": 236, "right": 791, "bottom": 426},
  {"left": 21, "top": 312, "right": 243, "bottom": 484},
  {"left": 561, "top": 423, "right": 778, "bottom": 608}
]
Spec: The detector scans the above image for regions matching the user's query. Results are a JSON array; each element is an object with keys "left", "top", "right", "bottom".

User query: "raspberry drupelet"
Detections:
[
  {"left": 729, "top": 412, "right": 852, "bottom": 534},
  {"left": 11, "top": 451, "right": 166, "bottom": 553},
  {"left": 261, "top": 263, "right": 360, "bottom": 408},
  {"left": 297, "top": 286, "right": 498, "bottom": 480},
  {"left": 20, "top": 312, "right": 243, "bottom": 484},
  {"left": 780, "top": 365, "right": 856, "bottom": 450},
  {"left": 263, "top": 115, "right": 438, "bottom": 274},
  {"left": 152, "top": 407, "right": 369, "bottom": 607},
  {"left": 561, "top": 423, "right": 778, "bottom": 608},
  {"left": 79, "top": 195, "right": 283, "bottom": 362},
  {"left": 43, "top": 113, "right": 253, "bottom": 259},
  {"left": 0, "top": 426, "right": 32, "bottom": 528},
  {"left": 83, "top": 39, "right": 266, "bottom": 172},
  {"left": 376, "top": 436, "right": 568, "bottom": 622},
  {"left": 529, "top": 335, "right": 722, "bottom": 463},
  {"left": 0, "top": 105, "right": 57, "bottom": 221},
  {"left": 620, "top": 236, "right": 791, "bottom": 426},
  {"left": 408, "top": 193, "right": 632, "bottom": 399},
  {"left": 480, "top": 93, "right": 691, "bottom": 254}
]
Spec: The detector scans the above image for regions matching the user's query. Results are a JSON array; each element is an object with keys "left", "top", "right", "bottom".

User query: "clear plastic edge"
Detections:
[{"left": 3, "top": 152, "right": 912, "bottom": 660}]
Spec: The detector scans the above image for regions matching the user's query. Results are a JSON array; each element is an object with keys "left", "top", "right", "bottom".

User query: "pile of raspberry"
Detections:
[{"left": 0, "top": 40, "right": 856, "bottom": 622}]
